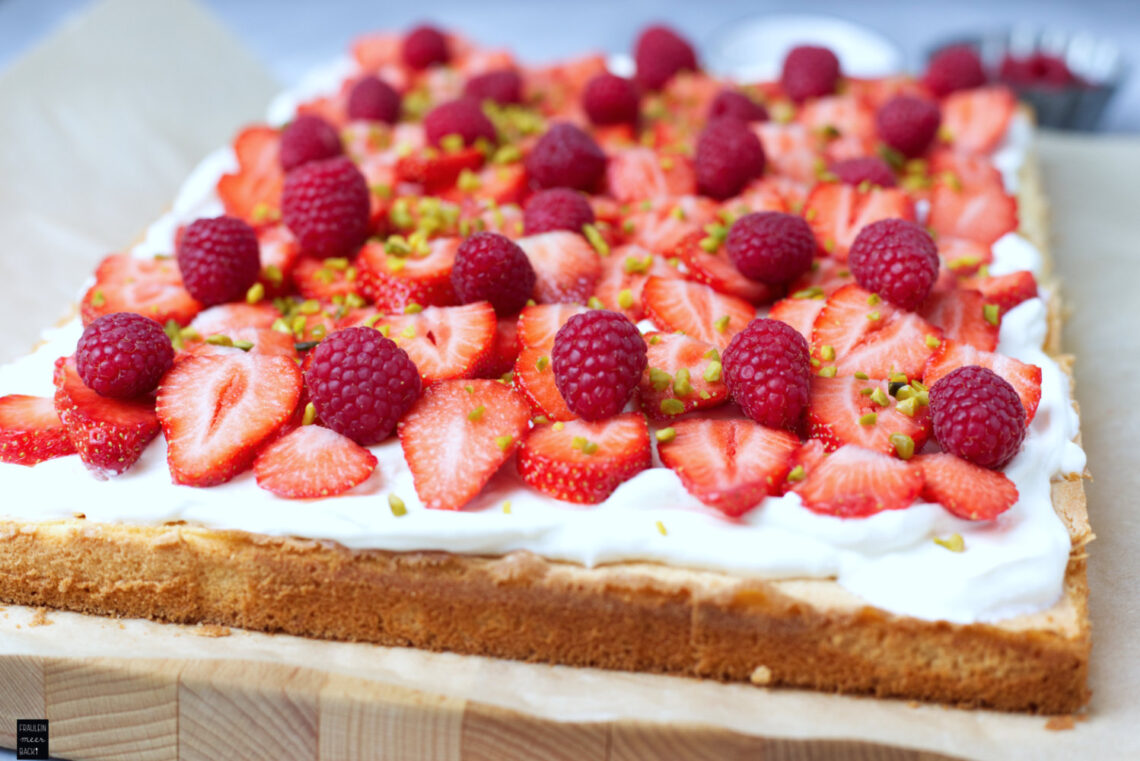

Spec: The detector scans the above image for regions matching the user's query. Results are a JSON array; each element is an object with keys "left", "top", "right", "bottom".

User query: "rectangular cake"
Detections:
[{"left": 0, "top": 24, "right": 1090, "bottom": 714}]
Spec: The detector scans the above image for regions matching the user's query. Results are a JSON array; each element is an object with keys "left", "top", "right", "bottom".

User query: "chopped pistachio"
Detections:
[
  {"left": 205, "top": 334, "right": 233, "bottom": 347},
  {"left": 552, "top": 421, "right": 564, "bottom": 431},
  {"left": 703, "top": 360, "right": 723, "bottom": 383},
  {"left": 818, "top": 366, "right": 837, "bottom": 378},
  {"left": 925, "top": 334, "right": 941, "bottom": 348},
  {"left": 502, "top": 500, "right": 512, "bottom": 514},
  {"left": 623, "top": 255, "right": 652, "bottom": 274},
  {"left": 870, "top": 388, "right": 890, "bottom": 407},
  {"left": 533, "top": 415, "right": 550, "bottom": 425},
  {"left": 500, "top": 370, "right": 514, "bottom": 384},
  {"left": 792, "top": 285, "right": 825, "bottom": 300},
  {"left": 457, "top": 168, "right": 481, "bottom": 192},
  {"left": 934, "top": 533, "right": 965, "bottom": 552},
  {"left": 617, "top": 288, "right": 635, "bottom": 310},
  {"left": 494, "top": 435, "right": 514, "bottom": 451},
  {"left": 271, "top": 317, "right": 292, "bottom": 334},
  {"left": 648, "top": 367, "right": 672, "bottom": 392},
  {"left": 713, "top": 315, "right": 731, "bottom": 334},
  {"left": 621, "top": 219, "right": 636, "bottom": 235},
  {"left": 263, "top": 264, "right": 283, "bottom": 286},
  {"left": 896, "top": 397, "right": 919, "bottom": 417},
  {"left": 587, "top": 296, "right": 604, "bottom": 310},
  {"left": 820, "top": 344, "right": 835, "bottom": 361},
  {"left": 233, "top": 339, "right": 255, "bottom": 351},
  {"left": 467, "top": 405, "right": 486, "bottom": 422},
  {"left": 896, "top": 385, "right": 916, "bottom": 401},
  {"left": 298, "top": 299, "right": 321, "bottom": 315},
  {"left": 853, "top": 371, "right": 869, "bottom": 380},
  {"left": 582, "top": 223, "right": 610, "bottom": 256},
  {"left": 858, "top": 412, "right": 878, "bottom": 426},
  {"left": 786, "top": 465, "right": 806, "bottom": 482},
  {"left": 439, "top": 133, "right": 465, "bottom": 153},
  {"left": 655, "top": 427, "right": 676, "bottom": 443},
  {"left": 298, "top": 401, "right": 318, "bottom": 426},
  {"left": 246, "top": 282, "right": 265, "bottom": 304},
  {"left": 660, "top": 398, "right": 686, "bottom": 416},
  {"left": 404, "top": 302, "right": 423, "bottom": 314},
  {"left": 810, "top": 357, "right": 821, "bottom": 367},
  {"left": 890, "top": 433, "right": 915, "bottom": 460},
  {"left": 669, "top": 205, "right": 686, "bottom": 221},
  {"left": 345, "top": 292, "right": 366, "bottom": 309},
  {"left": 491, "top": 144, "right": 522, "bottom": 164},
  {"left": 400, "top": 325, "right": 416, "bottom": 339},
  {"left": 582, "top": 440, "right": 599, "bottom": 455},
  {"left": 535, "top": 355, "right": 550, "bottom": 373},
  {"left": 377, "top": 324, "right": 391, "bottom": 337},
  {"left": 388, "top": 494, "right": 407, "bottom": 517},
  {"left": 648, "top": 334, "right": 662, "bottom": 345},
  {"left": 91, "top": 290, "right": 105, "bottom": 307},
  {"left": 656, "top": 520, "right": 668, "bottom": 536},
  {"left": 867, "top": 293, "right": 881, "bottom": 306},
  {"left": 983, "top": 303, "right": 1000, "bottom": 326},
  {"left": 866, "top": 310, "right": 881, "bottom": 321}
]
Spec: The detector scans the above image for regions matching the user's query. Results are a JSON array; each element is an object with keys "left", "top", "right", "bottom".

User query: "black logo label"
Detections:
[{"left": 16, "top": 719, "right": 48, "bottom": 759}]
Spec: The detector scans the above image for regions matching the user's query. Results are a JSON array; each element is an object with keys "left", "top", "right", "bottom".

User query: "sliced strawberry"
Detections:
[
  {"left": 753, "top": 122, "right": 817, "bottom": 184},
  {"left": 351, "top": 32, "right": 402, "bottom": 69},
  {"left": 216, "top": 126, "right": 285, "bottom": 225},
  {"left": 474, "top": 316, "right": 520, "bottom": 379},
  {"left": 797, "top": 94, "right": 876, "bottom": 143},
  {"left": 459, "top": 163, "right": 528, "bottom": 206},
  {"left": 937, "top": 236, "right": 992, "bottom": 276},
  {"left": 767, "top": 296, "right": 825, "bottom": 342},
  {"left": 846, "top": 75, "right": 927, "bottom": 109},
  {"left": 517, "top": 412, "right": 651, "bottom": 503},
  {"left": 808, "top": 375, "right": 931, "bottom": 455},
  {"left": 657, "top": 417, "right": 800, "bottom": 517},
  {"left": 52, "top": 356, "right": 160, "bottom": 476},
  {"left": 0, "top": 394, "right": 75, "bottom": 466},
  {"left": 157, "top": 353, "right": 302, "bottom": 486},
  {"left": 357, "top": 237, "right": 460, "bottom": 312},
  {"left": 516, "top": 303, "right": 589, "bottom": 351},
  {"left": 811, "top": 285, "right": 897, "bottom": 359},
  {"left": 365, "top": 302, "right": 496, "bottom": 383},
  {"left": 802, "top": 184, "right": 915, "bottom": 260},
  {"left": 592, "top": 245, "right": 682, "bottom": 321},
  {"left": 675, "top": 231, "right": 780, "bottom": 304},
  {"left": 833, "top": 311, "right": 940, "bottom": 379},
  {"left": 293, "top": 256, "right": 369, "bottom": 302},
  {"left": 916, "top": 452, "right": 1019, "bottom": 521},
  {"left": 928, "top": 150, "right": 1004, "bottom": 190},
  {"left": 922, "top": 340, "right": 1042, "bottom": 421},
  {"left": 398, "top": 379, "right": 531, "bottom": 510},
  {"left": 517, "top": 231, "right": 602, "bottom": 304},
  {"left": 512, "top": 304, "right": 587, "bottom": 421},
  {"left": 256, "top": 224, "right": 300, "bottom": 296},
  {"left": 396, "top": 147, "right": 485, "bottom": 193},
  {"left": 183, "top": 328, "right": 298, "bottom": 360},
  {"left": 793, "top": 444, "right": 923, "bottom": 517},
  {"left": 461, "top": 197, "right": 525, "bottom": 238},
  {"left": 781, "top": 438, "right": 828, "bottom": 494},
  {"left": 253, "top": 425, "right": 377, "bottom": 499},
  {"left": 919, "top": 289, "right": 998, "bottom": 351},
  {"left": 638, "top": 332, "right": 728, "bottom": 420},
  {"left": 605, "top": 147, "right": 697, "bottom": 203},
  {"left": 189, "top": 303, "right": 280, "bottom": 336},
  {"left": 623, "top": 196, "right": 719, "bottom": 255},
  {"left": 961, "top": 270, "right": 1038, "bottom": 315},
  {"left": 928, "top": 181, "right": 1018, "bottom": 247},
  {"left": 642, "top": 276, "right": 755, "bottom": 350},
  {"left": 940, "top": 85, "right": 1016, "bottom": 155},
  {"left": 81, "top": 254, "right": 202, "bottom": 327},
  {"left": 787, "top": 257, "right": 855, "bottom": 297},
  {"left": 728, "top": 178, "right": 790, "bottom": 215}
]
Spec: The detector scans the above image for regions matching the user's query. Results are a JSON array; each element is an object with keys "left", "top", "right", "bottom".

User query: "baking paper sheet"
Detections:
[{"left": 1, "top": 1, "right": 1138, "bottom": 758}]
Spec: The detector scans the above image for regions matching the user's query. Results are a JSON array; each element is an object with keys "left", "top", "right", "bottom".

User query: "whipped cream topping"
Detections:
[{"left": 0, "top": 59, "right": 1084, "bottom": 625}]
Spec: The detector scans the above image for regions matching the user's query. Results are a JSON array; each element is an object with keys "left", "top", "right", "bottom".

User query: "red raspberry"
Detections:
[
  {"left": 725, "top": 211, "right": 816, "bottom": 285},
  {"left": 925, "top": 45, "right": 987, "bottom": 97},
  {"left": 829, "top": 156, "right": 897, "bottom": 188},
  {"left": 876, "top": 95, "right": 941, "bottom": 158},
  {"left": 522, "top": 188, "right": 595, "bottom": 235},
  {"left": 708, "top": 89, "right": 769, "bottom": 123},
  {"left": 279, "top": 114, "right": 343, "bottom": 172},
  {"left": 304, "top": 327, "right": 422, "bottom": 445},
  {"left": 176, "top": 216, "right": 261, "bottom": 306},
  {"left": 76, "top": 312, "right": 174, "bottom": 398},
  {"left": 722, "top": 318, "right": 811, "bottom": 430},
  {"left": 582, "top": 73, "right": 640, "bottom": 126},
  {"left": 551, "top": 311, "right": 648, "bottom": 420},
  {"left": 281, "top": 156, "right": 371, "bottom": 258},
  {"left": 463, "top": 69, "right": 523, "bottom": 105},
  {"left": 848, "top": 218, "right": 939, "bottom": 310},
  {"left": 402, "top": 25, "right": 449, "bottom": 70},
  {"left": 451, "top": 232, "right": 536, "bottom": 315},
  {"left": 525, "top": 123, "right": 606, "bottom": 192},
  {"left": 780, "top": 45, "right": 841, "bottom": 103},
  {"left": 634, "top": 25, "right": 698, "bottom": 91},
  {"left": 930, "top": 365, "right": 1026, "bottom": 469},
  {"left": 347, "top": 75, "right": 401, "bottom": 124},
  {"left": 423, "top": 97, "right": 497, "bottom": 148},
  {"left": 695, "top": 117, "right": 766, "bottom": 200}
]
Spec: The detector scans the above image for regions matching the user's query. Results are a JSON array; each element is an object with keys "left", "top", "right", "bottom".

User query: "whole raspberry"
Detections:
[
  {"left": 722, "top": 318, "right": 811, "bottom": 430},
  {"left": 522, "top": 188, "right": 595, "bottom": 235},
  {"left": 463, "top": 69, "right": 523, "bottom": 105},
  {"left": 725, "top": 211, "right": 816, "bottom": 285},
  {"left": 402, "top": 24, "right": 449, "bottom": 70},
  {"left": 582, "top": 73, "right": 640, "bottom": 126},
  {"left": 304, "top": 327, "right": 422, "bottom": 445},
  {"left": 634, "top": 24, "right": 698, "bottom": 91},
  {"left": 780, "top": 45, "right": 841, "bottom": 103},
  {"left": 423, "top": 97, "right": 497, "bottom": 148},
  {"left": 451, "top": 232, "right": 536, "bottom": 315},
  {"left": 76, "top": 312, "right": 174, "bottom": 398},
  {"left": 708, "top": 89, "right": 769, "bottom": 123},
  {"left": 551, "top": 311, "right": 648, "bottom": 420},
  {"left": 347, "top": 75, "right": 401, "bottom": 123},
  {"left": 525, "top": 123, "right": 606, "bottom": 192},
  {"left": 876, "top": 95, "right": 942, "bottom": 158},
  {"left": 848, "top": 218, "right": 939, "bottom": 310},
  {"left": 695, "top": 117, "right": 766, "bottom": 200},
  {"left": 279, "top": 114, "right": 343, "bottom": 172},
  {"left": 829, "top": 156, "right": 897, "bottom": 188},
  {"left": 925, "top": 45, "right": 987, "bottom": 97},
  {"left": 281, "top": 156, "right": 371, "bottom": 258},
  {"left": 177, "top": 215, "right": 261, "bottom": 306},
  {"left": 930, "top": 366, "right": 1026, "bottom": 469}
]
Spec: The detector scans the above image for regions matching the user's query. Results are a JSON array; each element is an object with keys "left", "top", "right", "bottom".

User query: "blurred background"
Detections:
[{"left": 1, "top": 0, "right": 1137, "bottom": 131}]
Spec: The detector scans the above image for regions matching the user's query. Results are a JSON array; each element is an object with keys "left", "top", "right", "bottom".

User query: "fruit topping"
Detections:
[
  {"left": 695, "top": 117, "right": 766, "bottom": 200},
  {"left": 722, "top": 318, "right": 811, "bottom": 430},
  {"left": 725, "top": 211, "right": 816, "bottom": 286},
  {"left": 451, "top": 232, "right": 536, "bottom": 315},
  {"left": 793, "top": 444, "right": 922, "bottom": 517},
  {"left": 254, "top": 425, "right": 377, "bottom": 498},
  {"left": 551, "top": 310, "right": 648, "bottom": 420},
  {"left": 848, "top": 218, "right": 940, "bottom": 310},
  {"left": 0, "top": 394, "right": 75, "bottom": 466},
  {"left": 928, "top": 364, "right": 1026, "bottom": 469},
  {"left": 76, "top": 312, "right": 174, "bottom": 398},
  {"left": 281, "top": 156, "right": 372, "bottom": 258},
  {"left": 279, "top": 114, "right": 343, "bottom": 172},
  {"left": 177, "top": 216, "right": 262, "bottom": 307}
]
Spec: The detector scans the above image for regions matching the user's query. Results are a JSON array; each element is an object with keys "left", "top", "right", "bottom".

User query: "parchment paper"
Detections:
[{"left": 1, "top": 1, "right": 1138, "bottom": 759}]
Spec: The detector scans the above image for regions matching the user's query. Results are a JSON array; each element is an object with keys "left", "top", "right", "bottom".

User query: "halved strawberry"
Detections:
[
  {"left": 253, "top": 425, "right": 377, "bottom": 499},
  {"left": 256, "top": 224, "right": 300, "bottom": 297},
  {"left": 474, "top": 316, "right": 520, "bottom": 379},
  {"left": 808, "top": 375, "right": 931, "bottom": 455},
  {"left": 937, "top": 236, "right": 992, "bottom": 276},
  {"left": 915, "top": 452, "right": 1019, "bottom": 521},
  {"left": 623, "top": 197, "right": 719, "bottom": 255},
  {"left": 928, "top": 149, "right": 1004, "bottom": 190},
  {"left": 928, "top": 180, "right": 1018, "bottom": 247},
  {"left": 803, "top": 184, "right": 916, "bottom": 261},
  {"left": 642, "top": 276, "right": 755, "bottom": 350},
  {"left": 728, "top": 178, "right": 790, "bottom": 215},
  {"left": 357, "top": 237, "right": 460, "bottom": 312},
  {"left": 517, "top": 412, "right": 651, "bottom": 503},
  {"left": 516, "top": 304, "right": 589, "bottom": 350},
  {"left": 767, "top": 295, "right": 826, "bottom": 342},
  {"left": 604, "top": 147, "right": 697, "bottom": 203},
  {"left": 52, "top": 356, "right": 160, "bottom": 476},
  {"left": 922, "top": 340, "right": 1042, "bottom": 421},
  {"left": 157, "top": 353, "right": 302, "bottom": 486},
  {"left": 674, "top": 231, "right": 780, "bottom": 304},
  {"left": 293, "top": 256, "right": 369, "bottom": 302},
  {"left": 81, "top": 254, "right": 202, "bottom": 327},
  {"left": 657, "top": 417, "right": 800, "bottom": 517},
  {"left": 351, "top": 32, "right": 402, "bottom": 69},
  {"left": 512, "top": 304, "right": 588, "bottom": 421},
  {"left": 396, "top": 146, "right": 485, "bottom": 193},
  {"left": 453, "top": 163, "right": 528, "bottom": 206},
  {"left": 846, "top": 75, "right": 926, "bottom": 109},
  {"left": 919, "top": 289, "right": 998, "bottom": 351},
  {"left": 797, "top": 94, "right": 876, "bottom": 144},
  {"left": 753, "top": 122, "right": 817, "bottom": 184},
  {"left": 961, "top": 270, "right": 1037, "bottom": 315},
  {"left": 189, "top": 303, "right": 280, "bottom": 336},
  {"left": 183, "top": 328, "right": 298, "bottom": 360},
  {"left": 793, "top": 444, "right": 923, "bottom": 517},
  {"left": 781, "top": 438, "right": 828, "bottom": 494},
  {"left": 517, "top": 231, "right": 602, "bottom": 304},
  {"left": 398, "top": 379, "right": 531, "bottom": 510},
  {"left": 940, "top": 85, "right": 1016, "bottom": 155},
  {"left": 787, "top": 257, "right": 855, "bottom": 297},
  {"left": 592, "top": 245, "right": 681, "bottom": 321},
  {"left": 638, "top": 332, "right": 728, "bottom": 420},
  {"left": 811, "top": 285, "right": 898, "bottom": 359},
  {"left": 0, "top": 394, "right": 75, "bottom": 465},
  {"left": 216, "top": 126, "right": 285, "bottom": 225},
  {"left": 365, "top": 302, "right": 497, "bottom": 383}
]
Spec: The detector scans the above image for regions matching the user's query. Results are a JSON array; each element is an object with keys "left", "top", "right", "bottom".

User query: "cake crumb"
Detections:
[
  {"left": 749, "top": 665, "right": 772, "bottom": 685},
  {"left": 28, "top": 608, "right": 53, "bottom": 627},
  {"left": 1045, "top": 715, "right": 1076, "bottom": 731},
  {"left": 907, "top": 701, "right": 921, "bottom": 709},
  {"left": 193, "top": 624, "right": 231, "bottom": 638}
]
